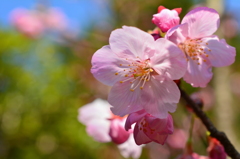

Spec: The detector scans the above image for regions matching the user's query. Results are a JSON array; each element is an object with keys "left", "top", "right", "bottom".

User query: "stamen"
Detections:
[
  {"left": 118, "top": 59, "right": 154, "bottom": 91},
  {"left": 130, "top": 76, "right": 145, "bottom": 91},
  {"left": 140, "top": 74, "right": 149, "bottom": 89},
  {"left": 179, "top": 38, "right": 211, "bottom": 65}
]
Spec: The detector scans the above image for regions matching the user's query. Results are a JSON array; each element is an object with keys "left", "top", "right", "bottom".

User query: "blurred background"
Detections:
[{"left": 0, "top": 0, "right": 240, "bottom": 158}]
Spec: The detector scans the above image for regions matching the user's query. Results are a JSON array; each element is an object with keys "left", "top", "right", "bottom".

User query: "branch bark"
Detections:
[{"left": 180, "top": 88, "right": 240, "bottom": 159}]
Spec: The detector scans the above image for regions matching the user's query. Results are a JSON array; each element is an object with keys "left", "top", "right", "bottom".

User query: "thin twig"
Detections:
[{"left": 180, "top": 88, "right": 240, "bottom": 159}]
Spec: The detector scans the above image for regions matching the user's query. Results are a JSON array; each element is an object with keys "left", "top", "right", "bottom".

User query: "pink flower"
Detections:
[
  {"left": 42, "top": 8, "right": 67, "bottom": 31},
  {"left": 10, "top": 7, "right": 68, "bottom": 38},
  {"left": 78, "top": 99, "right": 143, "bottom": 158},
  {"left": 167, "top": 129, "right": 188, "bottom": 149},
  {"left": 152, "top": 6, "right": 182, "bottom": 32},
  {"left": 166, "top": 7, "right": 236, "bottom": 87},
  {"left": 10, "top": 8, "right": 44, "bottom": 38},
  {"left": 78, "top": 99, "right": 131, "bottom": 144},
  {"left": 91, "top": 26, "right": 187, "bottom": 118},
  {"left": 125, "top": 109, "right": 174, "bottom": 145},
  {"left": 78, "top": 98, "right": 112, "bottom": 142},
  {"left": 176, "top": 153, "right": 209, "bottom": 159}
]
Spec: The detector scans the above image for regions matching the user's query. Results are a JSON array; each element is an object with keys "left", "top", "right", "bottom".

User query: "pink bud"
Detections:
[
  {"left": 207, "top": 138, "right": 227, "bottom": 159},
  {"left": 152, "top": 6, "right": 181, "bottom": 32},
  {"left": 109, "top": 118, "right": 131, "bottom": 144}
]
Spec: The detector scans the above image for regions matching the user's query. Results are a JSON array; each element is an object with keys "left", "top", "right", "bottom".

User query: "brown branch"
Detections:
[{"left": 180, "top": 88, "right": 240, "bottom": 159}]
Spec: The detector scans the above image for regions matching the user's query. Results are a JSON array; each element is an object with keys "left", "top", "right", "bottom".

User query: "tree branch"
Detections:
[{"left": 180, "top": 88, "right": 240, "bottom": 159}]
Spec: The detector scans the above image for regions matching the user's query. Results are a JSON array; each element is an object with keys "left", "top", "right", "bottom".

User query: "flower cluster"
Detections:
[
  {"left": 89, "top": 5, "right": 235, "bottom": 155},
  {"left": 78, "top": 99, "right": 143, "bottom": 159},
  {"left": 10, "top": 7, "right": 67, "bottom": 38}
]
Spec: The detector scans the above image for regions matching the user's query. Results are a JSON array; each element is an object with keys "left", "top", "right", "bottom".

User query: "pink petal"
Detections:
[
  {"left": 164, "top": 114, "right": 174, "bottom": 134},
  {"left": 108, "top": 80, "right": 147, "bottom": 117},
  {"left": 201, "top": 36, "right": 236, "bottom": 67},
  {"left": 78, "top": 99, "right": 111, "bottom": 124},
  {"left": 144, "top": 114, "right": 173, "bottom": 144},
  {"left": 117, "top": 134, "right": 143, "bottom": 159},
  {"left": 152, "top": 38, "right": 187, "bottom": 80},
  {"left": 91, "top": 45, "right": 129, "bottom": 86},
  {"left": 86, "top": 120, "right": 111, "bottom": 142},
  {"left": 145, "top": 116, "right": 168, "bottom": 133},
  {"left": 148, "top": 133, "right": 169, "bottom": 145},
  {"left": 109, "top": 118, "right": 130, "bottom": 144},
  {"left": 78, "top": 99, "right": 112, "bottom": 143},
  {"left": 181, "top": 7, "right": 220, "bottom": 39},
  {"left": 125, "top": 109, "right": 147, "bottom": 131},
  {"left": 109, "top": 26, "right": 155, "bottom": 60},
  {"left": 183, "top": 58, "right": 213, "bottom": 87},
  {"left": 165, "top": 23, "right": 189, "bottom": 44},
  {"left": 134, "top": 123, "right": 152, "bottom": 145},
  {"left": 141, "top": 79, "right": 180, "bottom": 118}
]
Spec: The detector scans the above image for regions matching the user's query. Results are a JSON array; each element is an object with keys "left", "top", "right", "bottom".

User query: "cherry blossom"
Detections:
[
  {"left": 78, "top": 99, "right": 143, "bottom": 158},
  {"left": 10, "top": 7, "right": 68, "bottom": 38},
  {"left": 166, "top": 7, "right": 236, "bottom": 87},
  {"left": 176, "top": 153, "right": 209, "bottom": 159},
  {"left": 10, "top": 8, "right": 44, "bottom": 38},
  {"left": 78, "top": 98, "right": 112, "bottom": 142},
  {"left": 152, "top": 6, "right": 182, "bottom": 32},
  {"left": 125, "top": 109, "right": 173, "bottom": 145},
  {"left": 91, "top": 26, "right": 187, "bottom": 118},
  {"left": 43, "top": 8, "right": 67, "bottom": 31}
]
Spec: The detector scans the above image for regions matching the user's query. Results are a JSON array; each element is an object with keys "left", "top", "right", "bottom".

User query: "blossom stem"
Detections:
[
  {"left": 188, "top": 115, "right": 195, "bottom": 146},
  {"left": 180, "top": 88, "right": 240, "bottom": 159}
]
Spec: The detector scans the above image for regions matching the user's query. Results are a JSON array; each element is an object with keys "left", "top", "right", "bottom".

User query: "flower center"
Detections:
[
  {"left": 139, "top": 118, "right": 155, "bottom": 134},
  {"left": 115, "top": 58, "right": 154, "bottom": 92},
  {"left": 178, "top": 38, "right": 211, "bottom": 65}
]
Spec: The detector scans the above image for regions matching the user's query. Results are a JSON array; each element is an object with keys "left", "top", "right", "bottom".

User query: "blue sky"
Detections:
[
  {"left": 226, "top": 0, "right": 240, "bottom": 11},
  {"left": 0, "top": 0, "right": 240, "bottom": 29}
]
